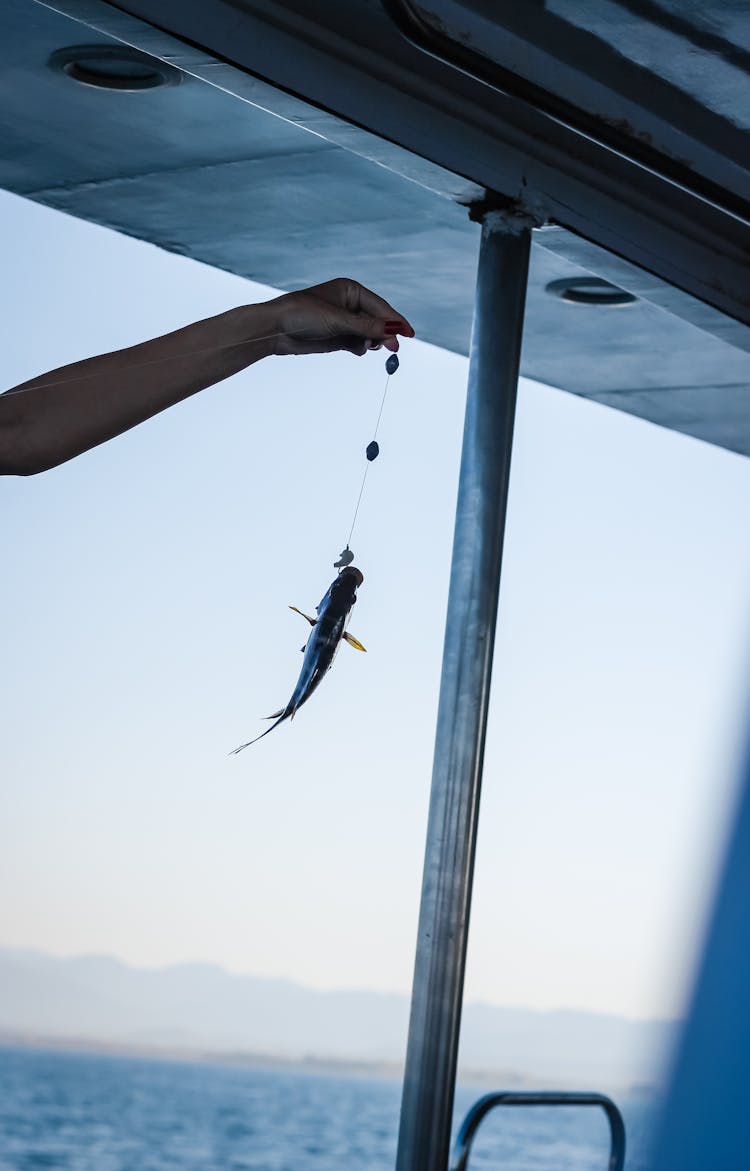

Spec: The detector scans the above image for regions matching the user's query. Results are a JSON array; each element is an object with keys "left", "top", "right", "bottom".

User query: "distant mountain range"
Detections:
[{"left": 0, "top": 947, "right": 676, "bottom": 1089}]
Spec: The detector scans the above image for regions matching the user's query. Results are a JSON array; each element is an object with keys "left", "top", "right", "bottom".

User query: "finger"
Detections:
[
  {"left": 350, "top": 283, "right": 415, "bottom": 337},
  {"left": 324, "top": 306, "right": 410, "bottom": 346},
  {"left": 313, "top": 278, "right": 415, "bottom": 337}
]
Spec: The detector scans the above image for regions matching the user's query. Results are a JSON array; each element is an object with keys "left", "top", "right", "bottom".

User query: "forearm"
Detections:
[
  {"left": 0, "top": 278, "right": 413, "bottom": 476},
  {"left": 0, "top": 303, "right": 274, "bottom": 475}
]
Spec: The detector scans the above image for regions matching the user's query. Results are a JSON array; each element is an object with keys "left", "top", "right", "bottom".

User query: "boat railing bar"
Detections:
[{"left": 451, "top": 1090, "right": 626, "bottom": 1171}]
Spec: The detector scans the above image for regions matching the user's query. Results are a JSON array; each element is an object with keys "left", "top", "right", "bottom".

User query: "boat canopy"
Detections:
[{"left": 3, "top": 0, "right": 750, "bottom": 453}]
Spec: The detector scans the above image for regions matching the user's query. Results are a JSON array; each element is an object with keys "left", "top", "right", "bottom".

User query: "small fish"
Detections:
[{"left": 230, "top": 566, "right": 366, "bottom": 753}]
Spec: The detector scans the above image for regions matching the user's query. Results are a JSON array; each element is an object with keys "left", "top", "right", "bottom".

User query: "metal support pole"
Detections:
[{"left": 395, "top": 208, "right": 533, "bottom": 1171}]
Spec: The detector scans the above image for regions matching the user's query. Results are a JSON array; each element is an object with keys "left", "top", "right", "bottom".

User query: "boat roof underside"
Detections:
[{"left": 5, "top": 0, "right": 750, "bottom": 456}]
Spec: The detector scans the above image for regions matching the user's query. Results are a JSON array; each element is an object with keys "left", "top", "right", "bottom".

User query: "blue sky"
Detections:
[{"left": 2, "top": 188, "right": 750, "bottom": 1027}]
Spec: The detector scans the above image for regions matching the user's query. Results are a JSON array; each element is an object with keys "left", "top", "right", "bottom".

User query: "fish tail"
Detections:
[
  {"left": 228, "top": 740, "right": 255, "bottom": 755},
  {"left": 228, "top": 726, "right": 273, "bottom": 754},
  {"left": 229, "top": 709, "right": 290, "bottom": 754}
]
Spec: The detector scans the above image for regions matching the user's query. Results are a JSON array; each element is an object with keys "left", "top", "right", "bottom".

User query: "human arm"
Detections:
[{"left": 0, "top": 277, "right": 414, "bottom": 476}]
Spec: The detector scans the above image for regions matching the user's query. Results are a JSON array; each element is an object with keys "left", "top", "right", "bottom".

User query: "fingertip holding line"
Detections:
[{"left": 384, "top": 319, "right": 415, "bottom": 337}]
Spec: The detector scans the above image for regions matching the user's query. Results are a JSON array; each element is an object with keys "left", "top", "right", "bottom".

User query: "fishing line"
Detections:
[
  {"left": 345, "top": 466, "right": 369, "bottom": 552},
  {"left": 336, "top": 353, "right": 398, "bottom": 568},
  {"left": 8, "top": 321, "right": 402, "bottom": 569}
]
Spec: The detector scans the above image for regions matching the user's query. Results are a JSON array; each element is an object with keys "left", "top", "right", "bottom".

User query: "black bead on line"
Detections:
[
  {"left": 365, "top": 355, "right": 398, "bottom": 463},
  {"left": 336, "top": 351, "right": 400, "bottom": 568}
]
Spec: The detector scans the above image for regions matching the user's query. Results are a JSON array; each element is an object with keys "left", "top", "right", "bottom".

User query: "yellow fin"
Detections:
[
  {"left": 289, "top": 605, "right": 316, "bottom": 626},
  {"left": 343, "top": 631, "right": 367, "bottom": 652}
]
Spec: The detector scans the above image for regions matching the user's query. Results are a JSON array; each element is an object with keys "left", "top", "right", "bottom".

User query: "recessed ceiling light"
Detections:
[
  {"left": 545, "top": 277, "right": 637, "bottom": 307},
  {"left": 49, "top": 45, "right": 181, "bottom": 92}
]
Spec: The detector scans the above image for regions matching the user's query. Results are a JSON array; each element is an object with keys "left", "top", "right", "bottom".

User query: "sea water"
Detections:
[{"left": 0, "top": 1045, "right": 656, "bottom": 1171}]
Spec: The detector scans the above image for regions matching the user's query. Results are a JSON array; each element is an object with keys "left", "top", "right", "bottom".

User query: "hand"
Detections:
[{"left": 263, "top": 277, "right": 415, "bottom": 356}]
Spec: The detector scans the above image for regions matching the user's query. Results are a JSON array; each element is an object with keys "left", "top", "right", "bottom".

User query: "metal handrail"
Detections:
[{"left": 451, "top": 1091, "right": 626, "bottom": 1171}]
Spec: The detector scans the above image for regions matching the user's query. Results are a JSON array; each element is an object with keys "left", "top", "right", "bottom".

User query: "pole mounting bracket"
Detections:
[{"left": 468, "top": 193, "right": 545, "bottom": 233}]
